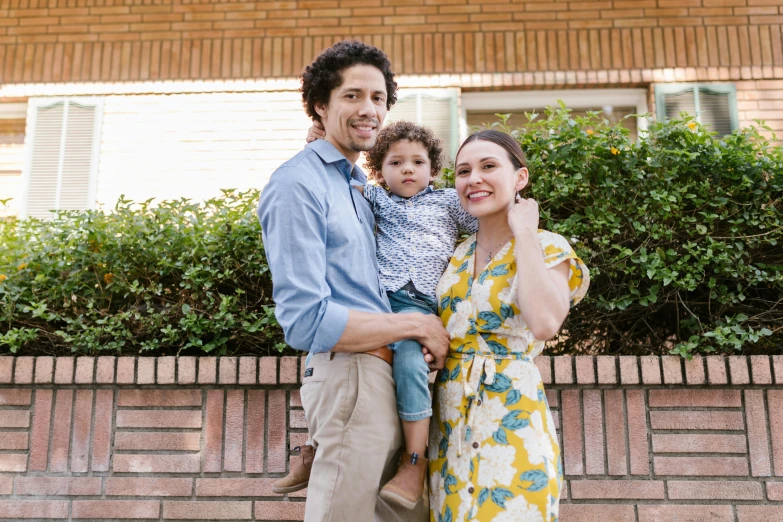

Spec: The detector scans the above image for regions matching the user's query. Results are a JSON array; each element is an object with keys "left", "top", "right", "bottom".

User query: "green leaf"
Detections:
[{"left": 520, "top": 469, "right": 549, "bottom": 492}]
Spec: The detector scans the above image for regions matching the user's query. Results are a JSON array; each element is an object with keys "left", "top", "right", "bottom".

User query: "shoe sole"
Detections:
[
  {"left": 272, "top": 481, "right": 308, "bottom": 495},
  {"left": 379, "top": 488, "right": 419, "bottom": 510}
]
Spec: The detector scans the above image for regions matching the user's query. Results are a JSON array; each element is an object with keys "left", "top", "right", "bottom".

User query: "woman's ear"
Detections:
[{"left": 515, "top": 167, "right": 529, "bottom": 192}]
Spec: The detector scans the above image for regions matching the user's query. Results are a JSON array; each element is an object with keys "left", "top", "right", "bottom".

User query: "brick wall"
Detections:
[
  {"left": 1, "top": 0, "right": 782, "bottom": 83},
  {"left": 1, "top": 355, "right": 782, "bottom": 521}
]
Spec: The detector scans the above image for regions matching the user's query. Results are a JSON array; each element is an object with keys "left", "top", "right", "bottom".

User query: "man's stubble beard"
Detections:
[{"left": 348, "top": 135, "right": 378, "bottom": 153}]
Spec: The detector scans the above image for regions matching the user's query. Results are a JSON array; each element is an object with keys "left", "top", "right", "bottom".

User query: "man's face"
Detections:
[{"left": 315, "top": 64, "right": 388, "bottom": 164}]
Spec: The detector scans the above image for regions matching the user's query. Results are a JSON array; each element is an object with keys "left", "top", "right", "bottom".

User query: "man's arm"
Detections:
[
  {"left": 333, "top": 310, "right": 449, "bottom": 369},
  {"left": 258, "top": 168, "right": 348, "bottom": 353}
]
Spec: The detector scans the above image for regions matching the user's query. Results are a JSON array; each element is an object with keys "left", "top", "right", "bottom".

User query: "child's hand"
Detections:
[
  {"left": 306, "top": 120, "right": 326, "bottom": 143},
  {"left": 508, "top": 197, "right": 540, "bottom": 236}
]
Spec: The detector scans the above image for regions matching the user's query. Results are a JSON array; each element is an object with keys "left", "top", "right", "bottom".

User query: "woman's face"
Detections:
[{"left": 454, "top": 140, "right": 528, "bottom": 218}]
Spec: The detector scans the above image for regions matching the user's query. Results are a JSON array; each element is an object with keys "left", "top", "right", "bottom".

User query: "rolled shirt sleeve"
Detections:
[
  {"left": 257, "top": 168, "right": 349, "bottom": 353},
  {"left": 446, "top": 188, "right": 478, "bottom": 234}
]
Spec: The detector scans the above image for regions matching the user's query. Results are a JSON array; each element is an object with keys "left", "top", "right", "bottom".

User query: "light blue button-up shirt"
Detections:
[{"left": 257, "top": 140, "right": 390, "bottom": 354}]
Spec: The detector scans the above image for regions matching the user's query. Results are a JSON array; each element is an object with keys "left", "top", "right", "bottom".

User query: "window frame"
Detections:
[
  {"left": 654, "top": 83, "right": 738, "bottom": 133},
  {"left": 20, "top": 97, "right": 104, "bottom": 219},
  {"left": 460, "top": 88, "right": 650, "bottom": 141},
  {"left": 389, "top": 88, "right": 460, "bottom": 157}
]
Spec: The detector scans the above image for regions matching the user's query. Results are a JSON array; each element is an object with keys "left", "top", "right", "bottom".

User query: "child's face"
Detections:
[{"left": 377, "top": 140, "right": 433, "bottom": 198}]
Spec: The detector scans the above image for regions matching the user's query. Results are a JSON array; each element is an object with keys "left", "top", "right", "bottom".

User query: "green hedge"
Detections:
[
  {"left": 1, "top": 108, "right": 781, "bottom": 357},
  {"left": 507, "top": 105, "right": 782, "bottom": 356},
  {"left": 0, "top": 192, "right": 284, "bottom": 356}
]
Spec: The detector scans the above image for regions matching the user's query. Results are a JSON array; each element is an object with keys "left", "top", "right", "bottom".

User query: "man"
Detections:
[{"left": 257, "top": 40, "right": 449, "bottom": 522}]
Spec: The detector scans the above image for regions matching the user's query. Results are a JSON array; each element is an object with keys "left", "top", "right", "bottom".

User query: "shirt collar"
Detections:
[
  {"left": 307, "top": 139, "right": 367, "bottom": 184},
  {"left": 390, "top": 185, "right": 434, "bottom": 203}
]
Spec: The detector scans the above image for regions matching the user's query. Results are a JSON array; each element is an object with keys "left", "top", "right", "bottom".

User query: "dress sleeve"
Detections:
[{"left": 538, "top": 230, "right": 590, "bottom": 306}]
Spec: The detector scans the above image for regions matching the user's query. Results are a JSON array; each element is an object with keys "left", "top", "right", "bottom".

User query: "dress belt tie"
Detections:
[{"left": 446, "top": 335, "right": 532, "bottom": 456}]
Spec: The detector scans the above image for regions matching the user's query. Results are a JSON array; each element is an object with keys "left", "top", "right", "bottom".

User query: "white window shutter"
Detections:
[
  {"left": 386, "top": 90, "right": 459, "bottom": 163},
  {"left": 22, "top": 98, "right": 102, "bottom": 219}
]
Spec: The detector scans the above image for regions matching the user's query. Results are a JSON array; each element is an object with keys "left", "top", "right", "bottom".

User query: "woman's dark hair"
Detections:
[
  {"left": 456, "top": 129, "right": 527, "bottom": 170},
  {"left": 301, "top": 40, "right": 397, "bottom": 123},
  {"left": 365, "top": 121, "right": 443, "bottom": 185}
]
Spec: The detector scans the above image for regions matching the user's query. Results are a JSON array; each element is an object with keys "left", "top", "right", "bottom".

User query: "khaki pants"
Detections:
[{"left": 300, "top": 352, "right": 428, "bottom": 522}]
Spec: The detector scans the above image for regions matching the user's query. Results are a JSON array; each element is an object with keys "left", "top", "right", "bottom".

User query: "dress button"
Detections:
[
  {"left": 468, "top": 487, "right": 475, "bottom": 494},
  {"left": 472, "top": 442, "right": 479, "bottom": 449},
  {"left": 477, "top": 399, "right": 482, "bottom": 406}
]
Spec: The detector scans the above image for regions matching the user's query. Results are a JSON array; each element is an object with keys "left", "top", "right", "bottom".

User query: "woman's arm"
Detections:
[{"left": 509, "top": 199, "right": 571, "bottom": 340}]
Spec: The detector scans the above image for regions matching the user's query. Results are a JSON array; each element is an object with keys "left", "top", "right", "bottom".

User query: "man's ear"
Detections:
[{"left": 314, "top": 103, "right": 328, "bottom": 121}]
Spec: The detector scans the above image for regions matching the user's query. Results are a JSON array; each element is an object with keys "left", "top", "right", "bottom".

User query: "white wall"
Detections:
[
  {"left": 96, "top": 91, "right": 311, "bottom": 207},
  {"left": 0, "top": 144, "right": 24, "bottom": 216}
]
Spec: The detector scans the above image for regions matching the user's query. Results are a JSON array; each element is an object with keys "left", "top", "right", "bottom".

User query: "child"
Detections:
[{"left": 273, "top": 121, "right": 477, "bottom": 509}]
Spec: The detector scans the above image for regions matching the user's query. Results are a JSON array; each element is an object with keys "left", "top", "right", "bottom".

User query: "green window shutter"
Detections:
[
  {"left": 698, "top": 88, "right": 734, "bottom": 137},
  {"left": 655, "top": 84, "right": 738, "bottom": 137},
  {"left": 22, "top": 98, "right": 103, "bottom": 219},
  {"left": 386, "top": 90, "right": 459, "bottom": 162}
]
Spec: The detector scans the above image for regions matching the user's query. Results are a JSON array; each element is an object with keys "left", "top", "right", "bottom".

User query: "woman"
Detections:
[{"left": 429, "top": 130, "right": 589, "bottom": 522}]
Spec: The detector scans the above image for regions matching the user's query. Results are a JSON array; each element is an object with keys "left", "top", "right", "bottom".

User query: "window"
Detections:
[
  {"left": 385, "top": 89, "right": 459, "bottom": 161},
  {"left": 461, "top": 89, "right": 650, "bottom": 141},
  {"left": 0, "top": 103, "right": 27, "bottom": 217},
  {"left": 655, "top": 84, "right": 738, "bottom": 137},
  {"left": 21, "top": 98, "right": 103, "bottom": 219}
]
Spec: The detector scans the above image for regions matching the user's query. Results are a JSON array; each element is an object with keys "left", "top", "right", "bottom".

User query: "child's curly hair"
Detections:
[{"left": 365, "top": 121, "right": 443, "bottom": 185}]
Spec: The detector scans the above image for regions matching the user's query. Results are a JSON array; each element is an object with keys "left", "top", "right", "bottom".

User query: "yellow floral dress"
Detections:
[{"left": 428, "top": 231, "right": 589, "bottom": 522}]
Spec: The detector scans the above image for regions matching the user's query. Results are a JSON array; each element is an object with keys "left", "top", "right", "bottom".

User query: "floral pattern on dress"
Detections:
[{"left": 429, "top": 230, "right": 589, "bottom": 522}]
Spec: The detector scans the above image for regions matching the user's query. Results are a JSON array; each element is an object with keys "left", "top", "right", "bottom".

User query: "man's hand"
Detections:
[
  {"left": 306, "top": 120, "right": 326, "bottom": 143},
  {"left": 406, "top": 313, "right": 449, "bottom": 370}
]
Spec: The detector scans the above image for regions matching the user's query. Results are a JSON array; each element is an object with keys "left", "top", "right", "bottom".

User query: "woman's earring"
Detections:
[{"left": 515, "top": 192, "right": 522, "bottom": 202}]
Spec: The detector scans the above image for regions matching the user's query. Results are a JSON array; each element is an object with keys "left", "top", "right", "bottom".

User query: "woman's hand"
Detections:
[
  {"left": 508, "top": 197, "right": 540, "bottom": 236},
  {"left": 306, "top": 120, "right": 326, "bottom": 143}
]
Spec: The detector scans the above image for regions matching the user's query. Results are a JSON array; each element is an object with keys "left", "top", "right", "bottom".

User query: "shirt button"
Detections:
[
  {"left": 477, "top": 399, "right": 482, "bottom": 406},
  {"left": 472, "top": 442, "right": 479, "bottom": 449},
  {"left": 468, "top": 487, "right": 475, "bottom": 494}
]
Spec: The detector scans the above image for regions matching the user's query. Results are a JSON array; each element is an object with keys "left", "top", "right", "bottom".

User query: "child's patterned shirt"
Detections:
[{"left": 363, "top": 184, "right": 478, "bottom": 298}]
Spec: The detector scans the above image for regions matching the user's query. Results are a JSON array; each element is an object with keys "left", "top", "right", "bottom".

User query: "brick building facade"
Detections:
[{"left": 0, "top": 0, "right": 781, "bottom": 217}]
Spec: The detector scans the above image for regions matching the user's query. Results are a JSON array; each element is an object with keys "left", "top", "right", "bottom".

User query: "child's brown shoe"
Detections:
[
  {"left": 379, "top": 452, "right": 428, "bottom": 510},
  {"left": 272, "top": 445, "right": 315, "bottom": 494}
]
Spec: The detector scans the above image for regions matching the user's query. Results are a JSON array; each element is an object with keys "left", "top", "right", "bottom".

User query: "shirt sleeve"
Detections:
[
  {"left": 446, "top": 188, "right": 478, "bottom": 234},
  {"left": 362, "top": 182, "right": 378, "bottom": 204},
  {"left": 257, "top": 167, "right": 349, "bottom": 353}
]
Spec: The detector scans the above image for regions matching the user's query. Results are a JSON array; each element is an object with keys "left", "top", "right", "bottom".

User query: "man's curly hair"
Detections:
[
  {"left": 301, "top": 40, "right": 397, "bottom": 123},
  {"left": 365, "top": 121, "right": 443, "bottom": 185}
]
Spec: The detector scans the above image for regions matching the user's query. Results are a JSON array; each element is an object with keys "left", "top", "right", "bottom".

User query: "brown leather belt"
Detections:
[{"left": 365, "top": 345, "right": 394, "bottom": 366}]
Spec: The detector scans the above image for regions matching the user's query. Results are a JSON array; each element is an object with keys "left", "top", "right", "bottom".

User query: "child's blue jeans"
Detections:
[{"left": 387, "top": 286, "right": 437, "bottom": 422}]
